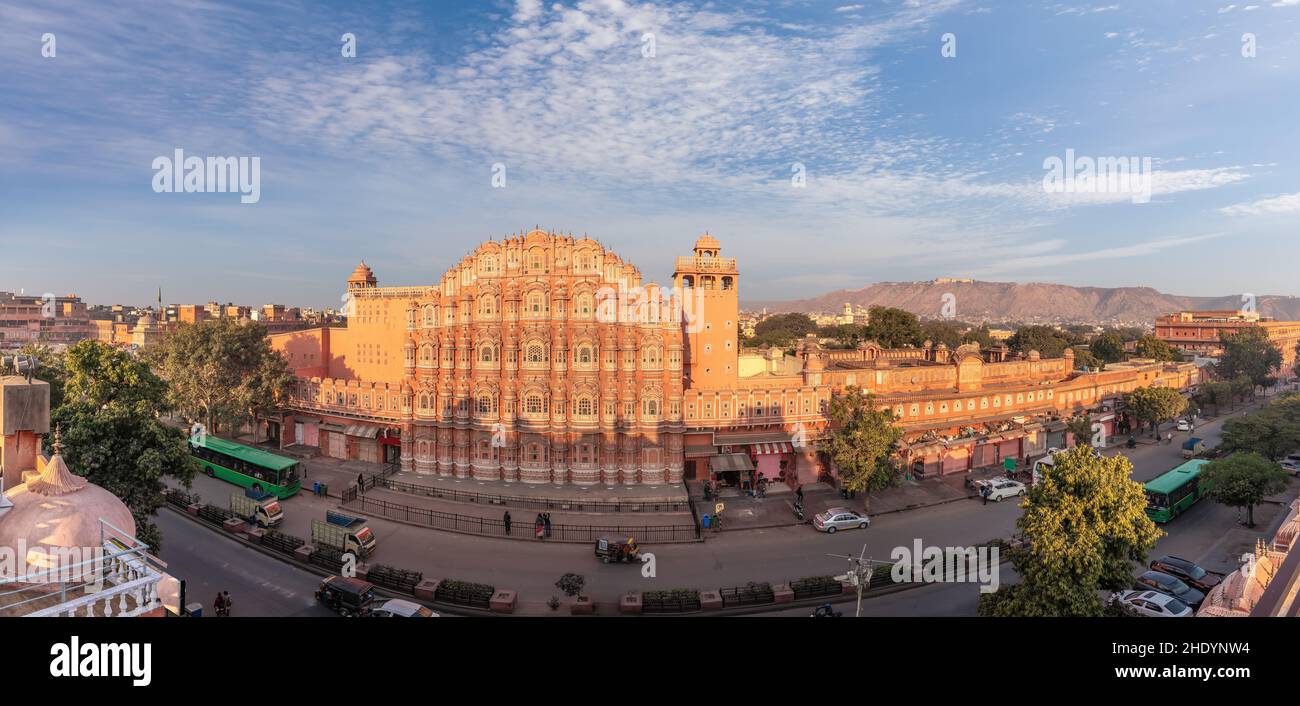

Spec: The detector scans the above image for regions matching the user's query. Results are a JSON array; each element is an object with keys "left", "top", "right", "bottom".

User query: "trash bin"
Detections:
[
  {"left": 701, "top": 514, "right": 711, "bottom": 529},
  {"left": 320, "top": 482, "right": 328, "bottom": 497},
  {"left": 186, "top": 602, "right": 203, "bottom": 618},
  {"left": 312, "top": 481, "right": 321, "bottom": 496}
]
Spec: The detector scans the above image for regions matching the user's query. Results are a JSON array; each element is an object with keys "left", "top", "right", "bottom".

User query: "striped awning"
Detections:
[
  {"left": 751, "top": 442, "right": 793, "bottom": 455},
  {"left": 344, "top": 424, "right": 379, "bottom": 439}
]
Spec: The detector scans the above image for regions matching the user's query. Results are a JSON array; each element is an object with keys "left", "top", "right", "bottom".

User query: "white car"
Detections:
[
  {"left": 812, "top": 507, "right": 870, "bottom": 533},
  {"left": 975, "top": 477, "right": 1026, "bottom": 502},
  {"left": 1175, "top": 420, "right": 1192, "bottom": 432},
  {"left": 1112, "top": 590, "right": 1193, "bottom": 617},
  {"left": 370, "top": 598, "right": 438, "bottom": 617},
  {"left": 1281, "top": 459, "right": 1300, "bottom": 477}
]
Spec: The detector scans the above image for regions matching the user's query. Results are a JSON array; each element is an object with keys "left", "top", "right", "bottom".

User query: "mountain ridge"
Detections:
[{"left": 745, "top": 280, "right": 1300, "bottom": 326}]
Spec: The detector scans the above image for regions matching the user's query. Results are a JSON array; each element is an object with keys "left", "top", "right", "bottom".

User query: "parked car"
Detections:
[
  {"left": 371, "top": 598, "right": 438, "bottom": 617},
  {"left": 975, "top": 477, "right": 1026, "bottom": 502},
  {"left": 1176, "top": 419, "right": 1192, "bottom": 432},
  {"left": 812, "top": 507, "right": 870, "bottom": 533},
  {"left": 1149, "top": 556, "right": 1223, "bottom": 593},
  {"left": 1112, "top": 589, "right": 1193, "bottom": 617},
  {"left": 315, "top": 576, "right": 377, "bottom": 617},
  {"left": 1134, "top": 570, "right": 1205, "bottom": 608},
  {"left": 1281, "top": 459, "right": 1300, "bottom": 477}
]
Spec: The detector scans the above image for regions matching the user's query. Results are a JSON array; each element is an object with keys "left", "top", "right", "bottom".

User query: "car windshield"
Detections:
[
  {"left": 1162, "top": 576, "right": 1191, "bottom": 594},
  {"left": 1184, "top": 564, "right": 1206, "bottom": 579},
  {"left": 1163, "top": 597, "right": 1188, "bottom": 613}
]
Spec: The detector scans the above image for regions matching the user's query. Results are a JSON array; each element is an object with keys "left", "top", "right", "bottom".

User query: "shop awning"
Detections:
[
  {"left": 320, "top": 423, "right": 346, "bottom": 433},
  {"left": 344, "top": 424, "right": 379, "bottom": 438},
  {"left": 714, "top": 431, "right": 797, "bottom": 446},
  {"left": 751, "top": 442, "right": 793, "bottom": 455},
  {"left": 709, "top": 453, "right": 755, "bottom": 473}
]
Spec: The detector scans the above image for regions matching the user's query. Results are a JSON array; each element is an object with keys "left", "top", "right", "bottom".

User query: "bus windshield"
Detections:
[{"left": 1146, "top": 492, "right": 1169, "bottom": 509}]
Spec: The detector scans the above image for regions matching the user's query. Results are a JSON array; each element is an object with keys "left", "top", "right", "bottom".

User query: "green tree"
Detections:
[
  {"left": 962, "top": 324, "right": 994, "bottom": 348},
  {"left": 919, "top": 319, "right": 964, "bottom": 349},
  {"left": 1071, "top": 347, "right": 1102, "bottom": 371},
  {"left": 1124, "top": 386, "right": 1188, "bottom": 439},
  {"left": 979, "top": 447, "right": 1161, "bottom": 616},
  {"left": 1219, "top": 395, "right": 1300, "bottom": 461},
  {"left": 1006, "top": 325, "right": 1073, "bottom": 359},
  {"left": 1064, "top": 414, "right": 1096, "bottom": 447},
  {"left": 1217, "top": 328, "right": 1282, "bottom": 392},
  {"left": 145, "top": 318, "right": 293, "bottom": 435},
  {"left": 864, "top": 306, "right": 923, "bottom": 348},
  {"left": 1202, "top": 452, "right": 1290, "bottom": 528},
  {"left": 1194, "top": 380, "right": 1234, "bottom": 415},
  {"left": 1132, "top": 335, "right": 1179, "bottom": 362},
  {"left": 1090, "top": 332, "right": 1126, "bottom": 365},
  {"left": 820, "top": 387, "right": 904, "bottom": 493},
  {"left": 47, "top": 341, "right": 196, "bottom": 550}
]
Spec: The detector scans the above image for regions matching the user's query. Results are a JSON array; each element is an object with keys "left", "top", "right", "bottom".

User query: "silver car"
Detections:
[{"left": 813, "top": 507, "right": 870, "bottom": 533}]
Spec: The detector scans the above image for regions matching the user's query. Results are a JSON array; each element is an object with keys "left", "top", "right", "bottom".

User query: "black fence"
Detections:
[
  {"left": 367, "top": 565, "right": 423, "bottom": 594},
  {"left": 262, "top": 529, "right": 305, "bottom": 556},
  {"left": 197, "top": 504, "right": 234, "bottom": 526},
  {"left": 642, "top": 589, "right": 701, "bottom": 614},
  {"left": 165, "top": 489, "right": 195, "bottom": 509},
  {"left": 342, "top": 493, "right": 700, "bottom": 543},
  {"left": 308, "top": 546, "right": 346, "bottom": 573},
  {"left": 374, "top": 477, "right": 691, "bottom": 514},
  {"left": 790, "top": 576, "right": 843, "bottom": 601},
  {"left": 435, "top": 580, "right": 495, "bottom": 608},
  {"left": 720, "top": 582, "right": 775, "bottom": 608}
]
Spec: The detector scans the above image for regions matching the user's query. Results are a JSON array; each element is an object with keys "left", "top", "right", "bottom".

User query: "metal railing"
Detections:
[
  {"left": 373, "top": 476, "right": 691, "bottom": 514},
  {"left": 341, "top": 493, "right": 699, "bottom": 543}
]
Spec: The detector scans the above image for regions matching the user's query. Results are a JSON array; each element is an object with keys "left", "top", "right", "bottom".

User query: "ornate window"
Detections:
[
  {"left": 477, "top": 394, "right": 495, "bottom": 415},
  {"left": 525, "top": 394, "right": 544, "bottom": 415},
  {"left": 526, "top": 343, "right": 545, "bottom": 363},
  {"left": 642, "top": 398, "right": 660, "bottom": 417},
  {"left": 575, "top": 344, "right": 594, "bottom": 365},
  {"left": 642, "top": 346, "right": 662, "bottom": 368},
  {"left": 527, "top": 292, "right": 545, "bottom": 315},
  {"left": 576, "top": 397, "right": 595, "bottom": 417},
  {"left": 575, "top": 293, "right": 593, "bottom": 316},
  {"left": 479, "top": 343, "right": 497, "bottom": 363},
  {"left": 478, "top": 294, "right": 496, "bottom": 317},
  {"left": 420, "top": 343, "right": 435, "bottom": 365},
  {"left": 422, "top": 305, "right": 435, "bottom": 327}
]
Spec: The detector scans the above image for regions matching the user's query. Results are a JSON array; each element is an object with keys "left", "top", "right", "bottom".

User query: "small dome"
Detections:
[
  {"left": 694, "top": 234, "right": 720, "bottom": 250},
  {"left": 0, "top": 453, "right": 135, "bottom": 579},
  {"left": 347, "top": 261, "right": 375, "bottom": 284}
]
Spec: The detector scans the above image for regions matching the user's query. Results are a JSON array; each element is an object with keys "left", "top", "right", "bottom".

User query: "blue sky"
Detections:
[{"left": 2, "top": 0, "right": 1298, "bottom": 309}]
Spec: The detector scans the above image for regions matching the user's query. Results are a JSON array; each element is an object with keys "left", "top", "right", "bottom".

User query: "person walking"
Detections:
[
  {"left": 213, "top": 592, "right": 225, "bottom": 618},
  {"left": 503, "top": 511, "right": 512, "bottom": 535},
  {"left": 221, "top": 591, "right": 232, "bottom": 617},
  {"left": 981, "top": 484, "right": 990, "bottom": 506},
  {"left": 542, "top": 512, "right": 552, "bottom": 538},
  {"left": 357, "top": 472, "right": 365, "bottom": 493},
  {"left": 795, "top": 485, "right": 804, "bottom": 505}
]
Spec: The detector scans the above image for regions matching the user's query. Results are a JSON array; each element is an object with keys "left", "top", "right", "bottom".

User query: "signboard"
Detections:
[{"left": 1003, "top": 457, "right": 1016, "bottom": 473}]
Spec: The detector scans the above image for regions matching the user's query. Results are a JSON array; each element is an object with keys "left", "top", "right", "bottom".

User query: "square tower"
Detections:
[{"left": 673, "top": 235, "right": 739, "bottom": 390}]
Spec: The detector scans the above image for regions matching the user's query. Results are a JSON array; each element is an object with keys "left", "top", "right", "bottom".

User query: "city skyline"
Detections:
[{"left": 4, "top": 0, "right": 1299, "bottom": 306}]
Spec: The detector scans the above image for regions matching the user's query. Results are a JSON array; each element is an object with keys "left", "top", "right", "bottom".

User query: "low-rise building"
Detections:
[{"left": 1155, "top": 309, "right": 1300, "bottom": 375}]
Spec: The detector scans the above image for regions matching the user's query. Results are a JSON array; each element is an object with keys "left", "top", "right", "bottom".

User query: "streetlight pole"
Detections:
[{"left": 829, "top": 544, "right": 873, "bottom": 617}]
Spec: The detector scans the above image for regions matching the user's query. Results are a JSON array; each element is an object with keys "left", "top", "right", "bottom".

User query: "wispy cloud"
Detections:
[{"left": 1220, "top": 191, "right": 1300, "bottom": 216}]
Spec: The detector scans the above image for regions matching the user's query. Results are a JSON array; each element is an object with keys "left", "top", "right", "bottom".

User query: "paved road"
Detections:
[
  {"left": 160, "top": 393, "right": 1297, "bottom": 615},
  {"left": 155, "top": 509, "right": 335, "bottom": 617}
]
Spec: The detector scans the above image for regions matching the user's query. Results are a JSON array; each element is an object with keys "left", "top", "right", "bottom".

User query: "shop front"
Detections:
[{"left": 748, "top": 441, "right": 795, "bottom": 484}]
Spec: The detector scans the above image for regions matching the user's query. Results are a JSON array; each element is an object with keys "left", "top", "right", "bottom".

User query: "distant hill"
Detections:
[{"left": 747, "top": 280, "right": 1300, "bottom": 326}]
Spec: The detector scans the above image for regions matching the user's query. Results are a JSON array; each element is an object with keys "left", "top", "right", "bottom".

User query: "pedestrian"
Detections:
[
  {"left": 213, "top": 592, "right": 225, "bottom": 617},
  {"left": 222, "top": 591, "right": 232, "bottom": 617},
  {"left": 543, "top": 512, "right": 552, "bottom": 538},
  {"left": 795, "top": 485, "right": 804, "bottom": 504},
  {"left": 981, "top": 484, "right": 989, "bottom": 506},
  {"left": 503, "top": 511, "right": 512, "bottom": 535},
  {"left": 534, "top": 515, "right": 544, "bottom": 539},
  {"left": 357, "top": 472, "right": 365, "bottom": 493}
]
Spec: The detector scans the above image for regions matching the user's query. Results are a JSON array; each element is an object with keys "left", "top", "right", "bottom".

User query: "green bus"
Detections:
[
  {"left": 190, "top": 435, "right": 302, "bottom": 499},
  {"left": 1144, "top": 459, "right": 1210, "bottom": 523}
]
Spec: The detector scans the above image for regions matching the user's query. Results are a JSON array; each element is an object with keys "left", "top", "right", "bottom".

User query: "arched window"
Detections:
[
  {"left": 526, "top": 343, "right": 545, "bottom": 363},
  {"left": 480, "top": 344, "right": 496, "bottom": 363},
  {"left": 420, "top": 343, "right": 434, "bottom": 364},
  {"left": 419, "top": 393, "right": 430, "bottom": 410},
  {"left": 525, "top": 394, "right": 544, "bottom": 415},
  {"left": 527, "top": 292, "right": 545, "bottom": 314},
  {"left": 575, "top": 293, "right": 593, "bottom": 316},
  {"left": 477, "top": 394, "right": 495, "bottom": 414},
  {"left": 422, "top": 305, "right": 435, "bottom": 327},
  {"left": 643, "top": 399, "right": 659, "bottom": 416},
  {"left": 642, "top": 346, "right": 661, "bottom": 367},
  {"left": 479, "top": 294, "right": 496, "bottom": 317},
  {"left": 576, "top": 397, "right": 594, "bottom": 417},
  {"left": 576, "top": 345, "right": 593, "bottom": 365}
]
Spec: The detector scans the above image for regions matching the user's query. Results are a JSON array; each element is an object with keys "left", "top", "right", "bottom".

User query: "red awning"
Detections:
[{"left": 751, "top": 442, "right": 792, "bottom": 455}]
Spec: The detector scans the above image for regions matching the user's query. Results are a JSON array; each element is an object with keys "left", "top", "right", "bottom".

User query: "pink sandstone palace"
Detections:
[{"left": 262, "top": 230, "right": 1203, "bottom": 487}]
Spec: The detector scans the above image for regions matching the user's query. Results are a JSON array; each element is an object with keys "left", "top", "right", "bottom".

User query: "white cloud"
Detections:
[{"left": 1220, "top": 191, "right": 1300, "bottom": 216}]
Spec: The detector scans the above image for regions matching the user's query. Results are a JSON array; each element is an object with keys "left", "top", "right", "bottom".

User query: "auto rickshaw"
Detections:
[{"left": 594, "top": 537, "right": 641, "bottom": 564}]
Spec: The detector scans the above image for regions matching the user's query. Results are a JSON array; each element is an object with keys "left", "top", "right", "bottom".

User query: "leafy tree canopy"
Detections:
[
  {"left": 1216, "top": 328, "right": 1282, "bottom": 389},
  {"left": 820, "top": 386, "right": 904, "bottom": 493},
  {"left": 1202, "top": 451, "right": 1290, "bottom": 528}
]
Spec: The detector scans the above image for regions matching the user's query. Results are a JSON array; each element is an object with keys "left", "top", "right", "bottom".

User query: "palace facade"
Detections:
[{"left": 264, "top": 230, "right": 1203, "bottom": 486}]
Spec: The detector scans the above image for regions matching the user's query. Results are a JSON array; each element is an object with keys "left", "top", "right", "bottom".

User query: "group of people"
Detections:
[
  {"left": 501, "top": 511, "right": 553, "bottom": 539},
  {"left": 212, "top": 590, "right": 233, "bottom": 617}
]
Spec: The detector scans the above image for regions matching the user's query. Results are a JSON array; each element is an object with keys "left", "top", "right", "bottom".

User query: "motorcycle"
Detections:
[
  {"left": 792, "top": 502, "right": 805, "bottom": 522},
  {"left": 811, "top": 603, "right": 841, "bottom": 618},
  {"left": 702, "top": 482, "right": 715, "bottom": 501}
]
